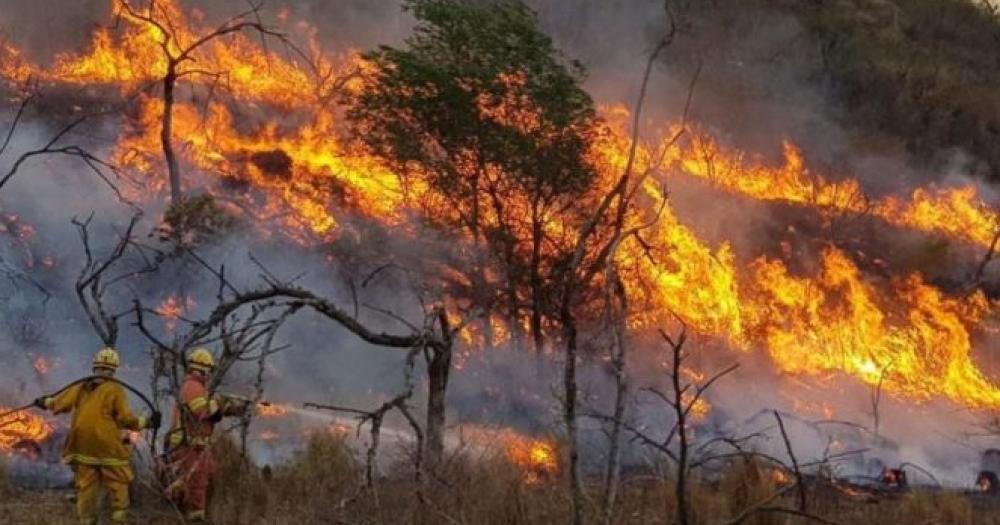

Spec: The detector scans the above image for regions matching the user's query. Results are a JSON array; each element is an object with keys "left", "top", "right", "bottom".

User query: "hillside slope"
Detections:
[{"left": 675, "top": 0, "right": 1000, "bottom": 184}]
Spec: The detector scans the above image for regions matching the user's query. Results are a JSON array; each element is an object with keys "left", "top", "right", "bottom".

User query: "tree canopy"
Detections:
[{"left": 348, "top": 0, "right": 603, "bottom": 351}]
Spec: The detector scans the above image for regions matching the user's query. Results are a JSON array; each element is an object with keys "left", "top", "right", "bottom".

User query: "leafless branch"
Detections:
[
  {"left": 773, "top": 410, "right": 807, "bottom": 512},
  {"left": 971, "top": 225, "right": 1000, "bottom": 288},
  {"left": 0, "top": 116, "right": 131, "bottom": 203},
  {"left": 304, "top": 345, "right": 425, "bottom": 504},
  {"left": 73, "top": 212, "right": 151, "bottom": 345},
  {"left": 0, "top": 90, "right": 36, "bottom": 159}
]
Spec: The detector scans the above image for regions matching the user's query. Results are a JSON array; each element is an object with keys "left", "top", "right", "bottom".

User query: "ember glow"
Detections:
[
  {"left": 258, "top": 430, "right": 280, "bottom": 442},
  {"left": 32, "top": 356, "right": 50, "bottom": 376},
  {"left": 2, "top": 0, "right": 1000, "bottom": 424},
  {"left": 256, "top": 402, "right": 289, "bottom": 418},
  {"left": 770, "top": 468, "right": 792, "bottom": 487},
  {"left": 155, "top": 294, "right": 195, "bottom": 332}
]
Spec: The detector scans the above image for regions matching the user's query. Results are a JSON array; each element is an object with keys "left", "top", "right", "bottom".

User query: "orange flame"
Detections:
[
  {"left": 256, "top": 403, "right": 289, "bottom": 418},
  {"left": 156, "top": 294, "right": 195, "bottom": 332},
  {"left": 461, "top": 425, "right": 559, "bottom": 484},
  {"left": 2, "top": 0, "right": 999, "bottom": 416},
  {"left": 0, "top": 406, "right": 53, "bottom": 452},
  {"left": 664, "top": 132, "right": 1000, "bottom": 250},
  {"left": 156, "top": 294, "right": 184, "bottom": 331},
  {"left": 500, "top": 432, "right": 559, "bottom": 484},
  {"left": 770, "top": 468, "right": 792, "bottom": 486}
]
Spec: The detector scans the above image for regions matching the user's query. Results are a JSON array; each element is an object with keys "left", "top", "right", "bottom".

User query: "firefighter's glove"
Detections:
[
  {"left": 149, "top": 411, "right": 162, "bottom": 429},
  {"left": 32, "top": 396, "right": 48, "bottom": 410}
]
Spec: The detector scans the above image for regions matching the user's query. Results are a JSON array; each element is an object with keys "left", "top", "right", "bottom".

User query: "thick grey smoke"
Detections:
[{"left": 0, "top": 0, "right": 997, "bottom": 489}]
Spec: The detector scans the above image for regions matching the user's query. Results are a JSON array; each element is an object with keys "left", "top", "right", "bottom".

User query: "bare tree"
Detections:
[
  {"left": 869, "top": 361, "right": 893, "bottom": 436},
  {"left": 73, "top": 213, "right": 155, "bottom": 347},
  {"left": 598, "top": 259, "right": 629, "bottom": 525},
  {"left": 584, "top": 324, "right": 738, "bottom": 525},
  {"left": 305, "top": 344, "right": 429, "bottom": 512},
  {"left": 556, "top": 4, "right": 698, "bottom": 519},
  {"left": 134, "top": 252, "right": 463, "bottom": 463},
  {"left": 0, "top": 94, "right": 131, "bottom": 200},
  {"left": 658, "top": 327, "right": 738, "bottom": 525},
  {"left": 71, "top": 212, "right": 163, "bottom": 460},
  {"left": 117, "top": 0, "right": 317, "bottom": 203}
]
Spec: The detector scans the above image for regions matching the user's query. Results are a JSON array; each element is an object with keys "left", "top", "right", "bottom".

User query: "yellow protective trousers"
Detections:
[{"left": 73, "top": 464, "right": 132, "bottom": 524}]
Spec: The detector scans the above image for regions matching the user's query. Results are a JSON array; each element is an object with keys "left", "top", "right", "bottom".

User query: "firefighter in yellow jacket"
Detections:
[{"left": 34, "top": 347, "right": 161, "bottom": 525}]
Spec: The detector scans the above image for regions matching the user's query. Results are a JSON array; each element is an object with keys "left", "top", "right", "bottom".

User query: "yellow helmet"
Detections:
[
  {"left": 187, "top": 347, "right": 216, "bottom": 372},
  {"left": 92, "top": 347, "right": 120, "bottom": 371}
]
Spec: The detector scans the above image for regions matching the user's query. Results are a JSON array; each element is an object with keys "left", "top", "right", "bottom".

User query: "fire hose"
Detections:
[
  {"left": 1, "top": 379, "right": 276, "bottom": 501},
  {"left": 0, "top": 375, "right": 160, "bottom": 456},
  {"left": 2, "top": 382, "right": 280, "bottom": 454}
]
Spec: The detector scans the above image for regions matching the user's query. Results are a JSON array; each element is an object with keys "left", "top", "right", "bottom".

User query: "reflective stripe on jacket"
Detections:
[
  {"left": 167, "top": 373, "right": 221, "bottom": 448},
  {"left": 46, "top": 378, "right": 146, "bottom": 467}
]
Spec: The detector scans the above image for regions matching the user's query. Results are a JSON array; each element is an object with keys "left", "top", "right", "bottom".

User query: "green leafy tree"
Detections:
[{"left": 348, "top": 0, "right": 599, "bottom": 353}]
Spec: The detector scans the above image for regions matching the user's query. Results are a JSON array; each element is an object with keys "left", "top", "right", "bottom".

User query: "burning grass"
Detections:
[
  {"left": 3, "top": 0, "right": 1000, "bottom": 418},
  {"left": 2, "top": 1, "right": 1000, "bottom": 521},
  {"left": 0, "top": 408, "right": 52, "bottom": 453}
]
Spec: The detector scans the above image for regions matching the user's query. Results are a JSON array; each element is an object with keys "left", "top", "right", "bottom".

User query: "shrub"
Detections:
[{"left": 158, "top": 193, "right": 237, "bottom": 248}]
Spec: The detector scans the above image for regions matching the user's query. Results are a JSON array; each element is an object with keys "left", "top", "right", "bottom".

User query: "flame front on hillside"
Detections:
[{"left": 2, "top": 0, "right": 1000, "bottom": 439}]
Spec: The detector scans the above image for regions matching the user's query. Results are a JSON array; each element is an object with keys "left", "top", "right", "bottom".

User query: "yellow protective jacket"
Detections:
[{"left": 46, "top": 378, "right": 148, "bottom": 468}]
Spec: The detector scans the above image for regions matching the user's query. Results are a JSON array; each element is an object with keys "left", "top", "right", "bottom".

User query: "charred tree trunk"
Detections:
[
  {"left": 481, "top": 305, "right": 494, "bottom": 350},
  {"left": 602, "top": 272, "right": 628, "bottom": 525},
  {"left": 162, "top": 64, "right": 181, "bottom": 204},
  {"left": 530, "top": 206, "right": 545, "bottom": 355},
  {"left": 470, "top": 171, "right": 495, "bottom": 349},
  {"left": 506, "top": 260, "right": 523, "bottom": 352},
  {"left": 425, "top": 311, "right": 453, "bottom": 463},
  {"left": 669, "top": 335, "right": 690, "bottom": 525},
  {"left": 425, "top": 346, "right": 450, "bottom": 463},
  {"left": 561, "top": 303, "right": 584, "bottom": 525}
]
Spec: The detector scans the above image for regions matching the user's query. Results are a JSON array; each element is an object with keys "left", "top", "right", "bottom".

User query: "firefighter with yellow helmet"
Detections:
[
  {"left": 33, "top": 347, "right": 161, "bottom": 525},
  {"left": 163, "top": 347, "right": 249, "bottom": 522}
]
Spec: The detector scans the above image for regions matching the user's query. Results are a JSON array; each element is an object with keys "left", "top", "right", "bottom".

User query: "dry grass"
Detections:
[{"left": 4, "top": 437, "right": 1000, "bottom": 524}]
